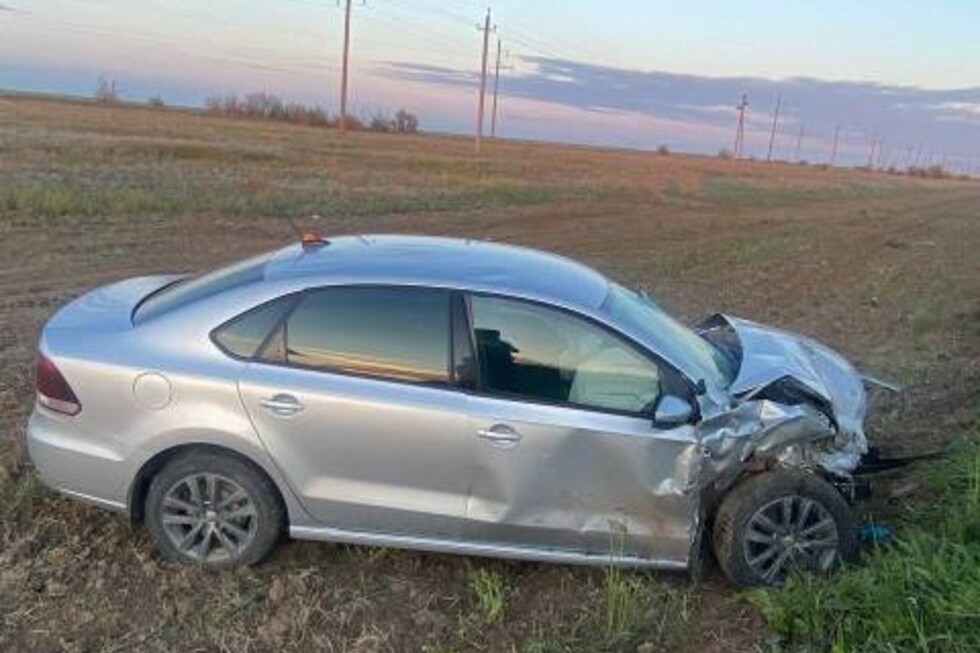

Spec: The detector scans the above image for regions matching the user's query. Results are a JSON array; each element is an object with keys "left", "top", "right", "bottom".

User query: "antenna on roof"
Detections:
[{"left": 279, "top": 214, "right": 327, "bottom": 248}]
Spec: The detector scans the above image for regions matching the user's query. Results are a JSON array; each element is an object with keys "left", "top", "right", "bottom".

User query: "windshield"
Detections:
[
  {"left": 133, "top": 251, "right": 273, "bottom": 324},
  {"left": 602, "top": 283, "right": 735, "bottom": 388}
]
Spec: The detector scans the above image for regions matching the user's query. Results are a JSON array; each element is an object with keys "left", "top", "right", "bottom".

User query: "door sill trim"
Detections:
[{"left": 289, "top": 525, "right": 688, "bottom": 570}]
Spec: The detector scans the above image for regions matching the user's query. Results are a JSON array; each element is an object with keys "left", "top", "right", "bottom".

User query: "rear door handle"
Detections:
[
  {"left": 260, "top": 393, "right": 304, "bottom": 416},
  {"left": 477, "top": 424, "right": 522, "bottom": 447}
]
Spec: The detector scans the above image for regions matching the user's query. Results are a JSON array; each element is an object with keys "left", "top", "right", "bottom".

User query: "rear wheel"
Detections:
[
  {"left": 145, "top": 451, "right": 284, "bottom": 569},
  {"left": 712, "top": 471, "right": 857, "bottom": 587}
]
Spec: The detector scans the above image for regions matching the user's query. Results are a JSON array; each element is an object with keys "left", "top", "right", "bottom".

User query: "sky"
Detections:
[{"left": 2, "top": 0, "right": 979, "bottom": 169}]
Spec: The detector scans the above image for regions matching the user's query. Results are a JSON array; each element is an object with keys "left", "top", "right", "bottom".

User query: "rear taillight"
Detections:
[{"left": 36, "top": 353, "right": 81, "bottom": 416}]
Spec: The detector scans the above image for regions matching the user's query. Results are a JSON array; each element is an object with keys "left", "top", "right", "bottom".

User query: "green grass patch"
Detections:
[
  {"left": 748, "top": 423, "right": 980, "bottom": 653},
  {"left": 469, "top": 568, "right": 506, "bottom": 625},
  {"left": 519, "top": 569, "right": 697, "bottom": 653}
]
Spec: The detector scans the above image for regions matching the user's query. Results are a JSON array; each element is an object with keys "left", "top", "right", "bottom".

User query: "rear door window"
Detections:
[
  {"left": 281, "top": 287, "right": 451, "bottom": 385},
  {"left": 212, "top": 295, "right": 296, "bottom": 359}
]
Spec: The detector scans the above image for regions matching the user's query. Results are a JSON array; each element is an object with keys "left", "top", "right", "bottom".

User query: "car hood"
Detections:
[
  {"left": 695, "top": 314, "right": 869, "bottom": 482},
  {"left": 720, "top": 315, "right": 867, "bottom": 439}
]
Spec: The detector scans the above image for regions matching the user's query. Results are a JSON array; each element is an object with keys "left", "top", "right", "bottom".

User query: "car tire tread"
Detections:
[
  {"left": 712, "top": 470, "right": 857, "bottom": 587},
  {"left": 144, "top": 450, "right": 284, "bottom": 569}
]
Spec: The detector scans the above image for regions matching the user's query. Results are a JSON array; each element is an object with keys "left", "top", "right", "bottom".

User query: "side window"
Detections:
[
  {"left": 283, "top": 287, "right": 450, "bottom": 385},
  {"left": 212, "top": 295, "right": 296, "bottom": 359},
  {"left": 470, "top": 295, "right": 662, "bottom": 414}
]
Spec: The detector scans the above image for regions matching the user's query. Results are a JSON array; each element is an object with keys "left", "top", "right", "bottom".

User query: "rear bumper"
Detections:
[{"left": 27, "top": 406, "right": 128, "bottom": 512}]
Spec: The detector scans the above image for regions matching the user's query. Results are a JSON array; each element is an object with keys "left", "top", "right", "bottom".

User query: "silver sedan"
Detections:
[{"left": 28, "top": 234, "right": 873, "bottom": 586}]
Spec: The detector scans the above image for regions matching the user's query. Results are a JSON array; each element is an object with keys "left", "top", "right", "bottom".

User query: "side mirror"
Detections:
[{"left": 654, "top": 395, "right": 693, "bottom": 426}]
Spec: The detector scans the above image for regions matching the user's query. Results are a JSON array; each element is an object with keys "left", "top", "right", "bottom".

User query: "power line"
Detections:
[
  {"left": 357, "top": 9, "right": 476, "bottom": 59},
  {"left": 364, "top": 0, "right": 483, "bottom": 55}
]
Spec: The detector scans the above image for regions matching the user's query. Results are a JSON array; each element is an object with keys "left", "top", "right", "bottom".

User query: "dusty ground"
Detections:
[{"left": 0, "top": 94, "right": 978, "bottom": 652}]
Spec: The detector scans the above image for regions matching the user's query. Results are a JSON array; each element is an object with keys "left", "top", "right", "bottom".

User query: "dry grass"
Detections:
[{"left": 0, "top": 93, "right": 978, "bottom": 652}]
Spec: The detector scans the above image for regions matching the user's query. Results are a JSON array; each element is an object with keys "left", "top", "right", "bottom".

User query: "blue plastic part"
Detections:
[{"left": 858, "top": 523, "right": 893, "bottom": 543}]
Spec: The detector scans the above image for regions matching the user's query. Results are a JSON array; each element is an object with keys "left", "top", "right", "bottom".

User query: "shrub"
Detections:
[
  {"left": 394, "top": 108, "right": 419, "bottom": 133},
  {"left": 907, "top": 165, "right": 951, "bottom": 179},
  {"left": 336, "top": 114, "right": 364, "bottom": 131},
  {"left": 718, "top": 147, "right": 733, "bottom": 160},
  {"left": 147, "top": 96, "right": 165, "bottom": 108},
  {"left": 369, "top": 112, "right": 394, "bottom": 133},
  {"left": 203, "top": 92, "right": 330, "bottom": 127},
  {"left": 656, "top": 144, "right": 670, "bottom": 155}
]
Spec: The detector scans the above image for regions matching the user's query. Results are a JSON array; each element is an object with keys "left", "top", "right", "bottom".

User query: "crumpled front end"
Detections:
[{"left": 696, "top": 314, "right": 871, "bottom": 488}]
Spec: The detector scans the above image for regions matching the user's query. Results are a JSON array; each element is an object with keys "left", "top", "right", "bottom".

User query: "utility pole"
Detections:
[
  {"left": 734, "top": 93, "right": 748, "bottom": 160},
  {"left": 912, "top": 144, "right": 923, "bottom": 168},
  {"left": 830, "top": 123, "right": 840, "bottom": 166},
  {"left": 876, "top": 139, "right": 886, "bottom": 170},
  {"left": 339, "top": 0, "right": 354, "bottom": 133},
  {"left": 766, "top": 95, "right": 781, "bottom": 162},
  {"left": 867, "top": 134, "right": 878, "bottom": 168},
  {"left": 490, "top": 37, "right": 503, "bottom": 138},
  {"left": 793, "top": 123, "right": 805, "bottom": 161},
  {"left": 474, "top": 8, "right": 494, "bottom": 154}
]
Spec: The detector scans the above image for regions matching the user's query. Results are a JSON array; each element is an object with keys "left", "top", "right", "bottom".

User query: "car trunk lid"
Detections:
[{"left": 45, "top": 274, "right": 185, "bottom": 332}]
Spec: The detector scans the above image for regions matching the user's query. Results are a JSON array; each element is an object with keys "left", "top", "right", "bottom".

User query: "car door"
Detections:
[
  {"left": 461, "top": 293, "right": 701, "bottom": 563},
  {"left": 236, "top": 286, "right": 474, "bottom": 540}
]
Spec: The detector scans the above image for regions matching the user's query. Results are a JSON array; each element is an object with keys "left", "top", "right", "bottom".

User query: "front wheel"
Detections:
[
  {"left": 145, "top": 451, "right": 284, "bottom": 569},
  {"left": 712, "top": 471, "right": 857, "bottom": 587}
]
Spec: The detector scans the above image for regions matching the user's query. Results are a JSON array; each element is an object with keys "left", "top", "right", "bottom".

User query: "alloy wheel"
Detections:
[
  {"left": 742, "top": 494, "right": 840, "bottom": 583},
  {"left": 160, "top": 473, "right": 259, "bottom": 563}
]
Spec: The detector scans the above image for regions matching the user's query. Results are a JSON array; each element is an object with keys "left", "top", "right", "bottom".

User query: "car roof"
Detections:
[{"left": 264, "top": 234, "right": 610, "bottom": 310}]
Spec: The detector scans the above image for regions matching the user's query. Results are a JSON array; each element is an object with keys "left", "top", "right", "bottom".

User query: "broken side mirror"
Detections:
[{"left": 654, "top": 394, "right": 693, "bottom": 427}]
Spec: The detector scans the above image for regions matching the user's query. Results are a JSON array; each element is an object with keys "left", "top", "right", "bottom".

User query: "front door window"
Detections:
[{"left": 469, "top": 295, "right": 662, "bottom": 414}]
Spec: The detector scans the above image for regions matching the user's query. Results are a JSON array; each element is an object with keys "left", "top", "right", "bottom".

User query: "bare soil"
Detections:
[{"left": 1, "top": 94, "right": 977, "bottom": 652}]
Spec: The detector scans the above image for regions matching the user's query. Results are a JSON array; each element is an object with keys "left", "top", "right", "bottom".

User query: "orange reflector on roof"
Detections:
[{"left": 301, "top": 229, "right": 326, "bottom": 247}]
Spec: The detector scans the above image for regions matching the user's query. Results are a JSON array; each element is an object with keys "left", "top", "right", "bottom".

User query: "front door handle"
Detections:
[
  {"left": 260, "top": 393, "right": 304, "bottom": 416},
  {"left": 476, "top": 424, "right": 522, "bottom": 447}
]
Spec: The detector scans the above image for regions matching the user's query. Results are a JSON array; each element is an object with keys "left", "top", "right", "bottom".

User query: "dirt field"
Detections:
[{"left": 1, "top": 94, "right": 978, "bottom": 653}]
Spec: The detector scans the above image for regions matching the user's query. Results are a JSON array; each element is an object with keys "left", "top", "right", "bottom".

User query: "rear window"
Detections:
[
  {"left": 134, "top": 252, "right": 273, "bottom": 324},
  {"left": 282, "top": 287, "right": 450, "bottom": 385}
]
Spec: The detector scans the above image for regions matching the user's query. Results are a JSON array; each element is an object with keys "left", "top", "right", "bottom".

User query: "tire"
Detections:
[
  {"left": 712, "top": 471, "right": 857, "bottom": 587},
  {"left": 145, "top": 450, "right": 284, "bottom": 569}
]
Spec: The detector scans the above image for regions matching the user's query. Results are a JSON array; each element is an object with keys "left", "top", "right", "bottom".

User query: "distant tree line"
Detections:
[
  {"left": 92, "top": 77, "right": 419, "bottom": 134},
  {"left": 203, "top": 92, "right": 419, "bottom": 134}
]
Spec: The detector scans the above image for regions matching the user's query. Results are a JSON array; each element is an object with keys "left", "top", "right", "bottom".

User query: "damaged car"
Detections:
[{"left": 28, "top": 234, "right": 878, "bottom": 586}]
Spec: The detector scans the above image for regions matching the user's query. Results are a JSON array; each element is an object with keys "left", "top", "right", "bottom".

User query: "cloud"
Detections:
[{"left": 377, "top": 57, "right": 980, "bottom": 161}]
